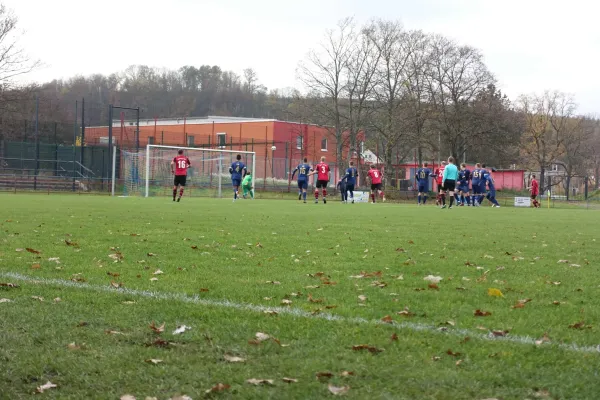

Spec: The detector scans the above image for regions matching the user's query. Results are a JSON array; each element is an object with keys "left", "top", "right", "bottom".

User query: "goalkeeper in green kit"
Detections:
[{"left": 242, "top": 171, "right": 254, "bottom": 199}]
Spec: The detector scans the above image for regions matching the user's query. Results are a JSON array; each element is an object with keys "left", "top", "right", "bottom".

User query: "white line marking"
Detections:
[{"left": 2, "top": 271, "right": 599, "bottom": 354}]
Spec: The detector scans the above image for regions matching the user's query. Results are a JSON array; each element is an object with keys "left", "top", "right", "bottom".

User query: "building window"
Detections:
[
  {"left": 296, "top": 135, "right": 303, "bottom": 150},
  {"left": 148, "top": 136, "right": 155, "bottom": 145},
  {"left": 321, "top": 138, "right": 328, "bottom": 151},
  {"left": 187, "top": 135, "right": 195, "bottom": 146},
  {"left": 217, "top": 133, "right": 226, "bottom": 148}
]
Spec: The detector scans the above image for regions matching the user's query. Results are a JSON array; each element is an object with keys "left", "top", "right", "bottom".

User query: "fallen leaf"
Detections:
[
  {"left": 557, "top": 259, "right": 569, "bottom": 264},
  {"left": 446, "top": 349, "right": 461, "bottom": 357},
  {"left": 487, "top": 288, "right": 504, "bottom": 297},
  {"left": 150, "top": 277, "right": 158, "bottom": 282},
  {"left": 145, "top": 359, "right": 163, "bottom": 365},
  {"left": 265, "top": 280, "right": 281, "bottom": 285},
  {"left": 428, "top": 283, "right": 439, "bottom": 290},
  {"left": 105, "top": 330, "right": 125, "bottom": 335},
  {"left": 340, "top": 371, "right": 354, "bottom": 377},
  {"left": 423, "top": 275, "right": 443, "bottom": 284},
  {"left": 246, "top": 378, "right": 274, "bottom": 386},
  {"left": 397, "top": 310, "right": 415, "bottom": 317},
  {"left": 316, "top": 372, "right": 334, "bottom": 380},
  {"left": 408, "top": 240, "right": 415, "bottom": 244},
  {"left": 147, "top": 253, "right": 157, "bottom": 257},
  {"left": 172, "top": 325, "right": 191, "bottom": 335},
  {"left": 358, "top": 295, "right": 367, "bottom": 302},
  {"left": 308, "top": 293, "right": 323, "bottom": 303},
  {"left": 255, "top": 332, "right": 270, "bottom": 342},
  {"left": 569, "top": 321, "right": 591, "bottom": 330},
  {"left": 204, "top": 383, "right": 230, "bottom": 395},
  {"left": 281, "top": 299, "right": 292, "bottom": 306},
  {"left": 432, "top": 356, "right": 441, "bottom": 361},
  {"left": 26, "top": 247, "right": 41, "bottom": 254},
  {"left": 484, "top": 254, "right": 494, "bottom": 259},
  {"left": 15, "top": 248, "right": 24, "bottom": 252},
  {"left": 328, "top": 384, "right": 350, "bottom": 396},
  {"left": 455, "top": 359, "right": 463, "bottom": 366},
  {"left": 282, "top": 377, "right": 298, "bottom": 383},
  {"left": 148, "top": 339, "right": 170, "bottom": 348},
  {"left": 474, "top": 309, "right": 492, "bottom": 317},
  {"left": 30, "top": 263, "right": 41, "bottom": 270},
  {"left": 396, "top": 248, "right": 405, "bottom": 252},
  {"left": 351, "top": 344, "right": 383, "bottom": 353},
  {"left": 65, "top": 239, "right": 79, "bottom": 247},
  {"left": 31, "top": 296, "right": 44, "bottom": 302},
  {"left": 535, "top": 332, "right": 551, "bottom": 345},
  {"left": 153, "top": 269, "right": 164, "bottom": 275},
  {"left": 390, "top": 333, "right": 398, "bottom": 341},
  {"left": 381, "top": 315, "right": 393, "bottom": 324},
  {"left": 36, "top": 381, "right": 58, "bottom": 393},
  {"left": 120, "top": 396, "right": 136, "bottom": 400},
  {"left": 491, "top": 330, "right": 509, "bottom": 337},
  {"left": 0, "top": 298, "right": 12, "bottom": 303},
  {"left": 67, "top": 342, "right": 81, "bottom": 350},
  {"left": 149, "top": 321, "right": 165, "bottom": 334},
  {"left": 169, "top": 396, "right": 192, "bottom": 400},
  {"left": 264, "top": 310, "right": 278, "bottom": 316},
  {"left": 223, "top": 355, "right": 245, "bottom": 363}
]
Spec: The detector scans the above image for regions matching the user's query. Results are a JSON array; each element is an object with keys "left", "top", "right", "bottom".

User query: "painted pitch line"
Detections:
[{"left": 2, "top": 271, "right": 599, "bottom": 354}]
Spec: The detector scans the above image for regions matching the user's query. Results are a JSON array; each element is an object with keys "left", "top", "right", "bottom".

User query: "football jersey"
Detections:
[
  {"left": 416, "top": 168, "right": 431, "bottom": 183},
  {"left": 368, "top": 169, "right": 382, "bottom": 184},
  {"left": 436, "top": 166, "right": 445, "bottom": 184},
  {"left": 173, "top": 155, "right": 190, "bottom": 175},
  {"left": 315, "top": 162, "right": 330, "bottom": 181},
  {"left": 345, "top": 167, "right": 358, "bottom": 185},
  {"left": 230, "top": 161, "right": 246, "bottom": 179},
  {"left": 295, "top": 163, "right": 312, "bottom": 181},
  {"left": 531, "top": 179, "right": 539, "bottom": 195}
]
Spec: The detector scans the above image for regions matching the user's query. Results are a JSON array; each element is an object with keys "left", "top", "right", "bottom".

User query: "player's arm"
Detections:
[
  {"left": 228, "top": 164, "right": 233, "bottom": 174},
  {"left": 170, "top": 159, "right": 175, "bottom": 174},
  {"left": 242, "top": 166, "right": 248, "bottom": 177},
  {"left": 186, "top": 158, "right": 191, "bottom": 169},
  {"left": 291, "top": 167, "right": 298, "bottom": 179},
  {"left": 442, "top": 168, "right": 448, "bottom": 185}
]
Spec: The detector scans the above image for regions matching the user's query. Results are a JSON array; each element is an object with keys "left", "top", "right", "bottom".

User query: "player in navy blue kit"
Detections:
[
  {"left": 485, "top": 169, "right": 500, "bottom": 207},
  {"left": 344, "top": 161, "right": 358, "bottom": 203},
  {"left": 478, "top": 164, "right": 490, "bottom": 205},
  {"left": 415, "top": 162, "right": 431, "bottom": 205},
  {"left": 291, "top": 158, "right": 313, "bottom": 203},
  {"left": 337, "top": 176, "right": 348, "bottom": 203},
  {"left": 229, "top": 154, "right": 247, "bottom": 202},
  {"left": 471, "top": 163, "right": 481, "bottom": 206},
  {"left": 457, "top": 163, "right": 471, "bottom": 206}
]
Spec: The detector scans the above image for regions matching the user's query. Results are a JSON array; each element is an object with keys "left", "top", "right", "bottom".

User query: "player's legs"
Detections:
[
  {"left": 347, "top": 184, "right": 354, "bottom": 203},
  {"left": 177, "top": 176, "right": 186, "bottom": 201},
  {"left": 464, "top": 190, "right": 471, "bottom": 206},
  {"left": 172, "top": 176, "right": 179, "bottom": 201}
]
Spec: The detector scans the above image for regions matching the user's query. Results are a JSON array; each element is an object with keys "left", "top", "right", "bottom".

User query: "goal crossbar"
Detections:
[{"left": 145, "top": 144, "right": 256, "bottom": 198}]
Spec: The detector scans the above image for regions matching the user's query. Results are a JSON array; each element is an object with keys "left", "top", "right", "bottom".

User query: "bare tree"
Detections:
[
  {"left": 297, "top": 17, "right": 356, "bottom": 172},
  {"left": 424, "top": 35, "right": 496, "bottom": 163},
  {"left": 367, "top": 20, "right": 417, "bottom": 184},
  {"left": 0, "top": 4, "right": 38, "bottom": 89},
  {"left": 518, "top": 91, "right": 576, "bottom": 191}
]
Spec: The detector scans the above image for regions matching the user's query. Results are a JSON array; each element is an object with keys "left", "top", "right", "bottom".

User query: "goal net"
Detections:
[{"left": 114, "top": 145, "right": 256, "bottom": 198}]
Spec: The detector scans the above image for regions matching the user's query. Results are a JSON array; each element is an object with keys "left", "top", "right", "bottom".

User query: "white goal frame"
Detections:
[{"left": 144, "top": 144, "right": 256, "bottom": 198}]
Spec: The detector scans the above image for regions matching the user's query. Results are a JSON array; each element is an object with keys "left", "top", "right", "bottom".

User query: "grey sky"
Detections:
[{"left": 6, "top": 0, "right": 599, "bottom": 113}]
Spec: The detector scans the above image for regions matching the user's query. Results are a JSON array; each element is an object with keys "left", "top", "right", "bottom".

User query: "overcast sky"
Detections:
[{"left": 5, "top": 0, "right": 599, "bottom": 113}]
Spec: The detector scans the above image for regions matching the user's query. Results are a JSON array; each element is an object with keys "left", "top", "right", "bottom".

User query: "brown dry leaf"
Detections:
[
  {"left": 408, "top": 240, "right": 415, "bottom": 244},
  {"left": 65, "top": 239, "right": 79, "bottom": 247},
  {"left": 340, "top": 371, "right": 354, "bottom": 377},
  {"left": 130, "top": 233, "right": 140, "bottom": 236},
  {"left": 36, "top": 381, "right": 57, "bottom": 393},
  {"left": 552, "top": 301, "right": 561, "bottom": 306},
  {"left": 147, "top": 338, "right": 170, "bottom": 348},
  {"left": 107, "top": 271, "right": 120, "bottom": 277},
  {"left": 282, "top": 377, "right": 298, "bottom": 383},
  {"left": 223, "top": 355, "right": 245, "bottom": 363},
  {"left": 145, "top": 359, "right": 163, "bottom": 365},
  {"left": 358, "top": 295, "right": 367, "bottom": 302},
  {"left": 149, "top": 321, "right": 165, "bottom": 334},
  {"left": 316, "top": 372, "right": 334, "bottom": 380},
  {"left": 152, "top": 269, "right": 164, "bottom": 275},
  {"left": 351, "top": 344, "right": 383, "bottom": 353},
  {"left": 265, "top": 280, "right": 281, "bottom": 285},
  {"left": 428, "top": 283, "right": 439, "bottom": 290},
  {"left": 15, "top": 248, "right": 24, "bottom": 252},
  {"left": 308, "top": 293, "right": 323, "bottom": 303},
  {"left": 281, "top": 299, "right": 292, "bottom": 306},
  {"left": 26, "top": 247, "right": 41, "bottom": 254},
  {"left": 0, "top": 298, "right": 12, "bottom": 303},
  {"left": 531, "top": 388, "right": 552, "bottom": 399},
  {"left": 110, "top": 281, "right": 123, "bottom": 288},
  {"left": 199, "top": 288, "right": 209, "bottom": 292},
  {"left": 511, "top": 302, "right": 525, "bottom": 309},
  {"left": 446, "top": 349, "right": 461, "bottom": 357},
  {"left": 557, "top": 259, "right": 569, "bottom": 264},
  {"left": 455, "top": 359, "right": 463, "bottom": 366},
  {"left": 390, "top": 333, "right": 398, "bottom": 341},
  {"left": 30, "top": 263, "right": 41, "bottom": 270},
  {"left": 535, "top": 332, "right": 551, "bottom": 345},
  {"left": 31, "top": 296, "right": 44, "bottom": 302},
  {"left": 105, "top": 330, "right": 125, "bottom": 335},
  {"left": 246, "top": 378, "right": 274, "bottom": 386},
  {"left": 204, "top": 383, "right": 230, "bottom": 395},
  {"left": 569, "top": 321, "right": 592, "bottom": 330},
  {"left": 381, "top": 315, "right": 393, "bottom": 324},
  {"left": 396, "top": 247, "right": 405, "bottom": 252},
  {"left": 120, "top": 396, "right": 136, "bottom": 400},
  {"left": 0, "top": 282, "right": 19, "bottom": 288},
  {"left": 77, "top": 321, "right": 88, "bottom": 327},
  {"left": 147, "top": 252, "right": 157, "bottom": 257},
  {"left": 191, "top": 245, "right": 198, "bottom": 250},
  {"left": 169, "top": 396, "right": 193, "bottom": 400},
  {"left": 432, "top": 356, "right": 441, "bottom": 361},
  {"left": 474, "top": 309, "right": 492, "bottom": 317},
  {"left": 255, "top": 332, "right": 270, "bottom": 342},
  {"left": 263, "top": 310, "right": 278, "bottom": 316},
  {"left": 328, "top": 384, "right": 350, "bottom": 396},
  {"left": 67, "top": 342, "right": 81, "bottom": 350},
  {"left": 325, "top": 305, "right": 337, "bottom": 309},
  {"left": 492, "top": 330, "right": 509, "bottom": 337}
]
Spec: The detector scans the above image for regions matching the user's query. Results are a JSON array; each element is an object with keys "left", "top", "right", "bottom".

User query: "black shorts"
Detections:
[
  {"left": 531, "top": 194, "right": 537, "bottom": 200},
  {"left": 316, "top": 180, "right": 329, "bottom": 189},
  {"left": 174, "top": 175, "right": 187, "bottom": 186},
  {"left": 444, "top": 180, "right": 456, "bottom": 191},
  {"left": 371, "top": 183, "right": 382, "bottom": 191},
  {"left": 437, "top": 183, "right": 445, "bottom": 193}
]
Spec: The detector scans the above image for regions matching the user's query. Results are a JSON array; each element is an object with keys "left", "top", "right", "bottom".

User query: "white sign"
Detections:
[
  {"left": 514, "top": 197, "right": 531, "bottom": 207},
  {"left": 350, "top": 191, "right": 370, "bottom": 203}
]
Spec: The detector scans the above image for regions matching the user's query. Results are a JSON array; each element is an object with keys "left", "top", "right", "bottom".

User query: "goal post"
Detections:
[{"left": 139, "top": 144, "right": 256, "bottom": 198}]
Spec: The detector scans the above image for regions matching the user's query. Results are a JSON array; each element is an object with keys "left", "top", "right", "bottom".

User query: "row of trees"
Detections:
[
  {"left": 295, "top": 18, "right": 599, "bottom": 192},
  {"left": 1, "top": 4, "right": 598, "bottom": 194}
]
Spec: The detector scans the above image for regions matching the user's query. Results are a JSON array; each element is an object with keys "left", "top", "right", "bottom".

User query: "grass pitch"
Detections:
[{"left": 1, "top": 194, "right": 599, "bottom": 400}]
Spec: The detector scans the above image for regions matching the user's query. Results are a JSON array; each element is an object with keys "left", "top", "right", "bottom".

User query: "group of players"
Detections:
[{"left": 170, "top": 149, "right": 541, "bottom": 207}]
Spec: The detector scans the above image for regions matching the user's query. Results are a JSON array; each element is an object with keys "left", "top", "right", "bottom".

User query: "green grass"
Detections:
[{"left": 1, "top": 194, "right": 600, "bottom": 400}]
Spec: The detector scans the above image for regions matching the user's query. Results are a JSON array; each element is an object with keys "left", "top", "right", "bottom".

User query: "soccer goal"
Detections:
[{"left": 113, "top": 144, "right": 256, "bottom": 198}]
